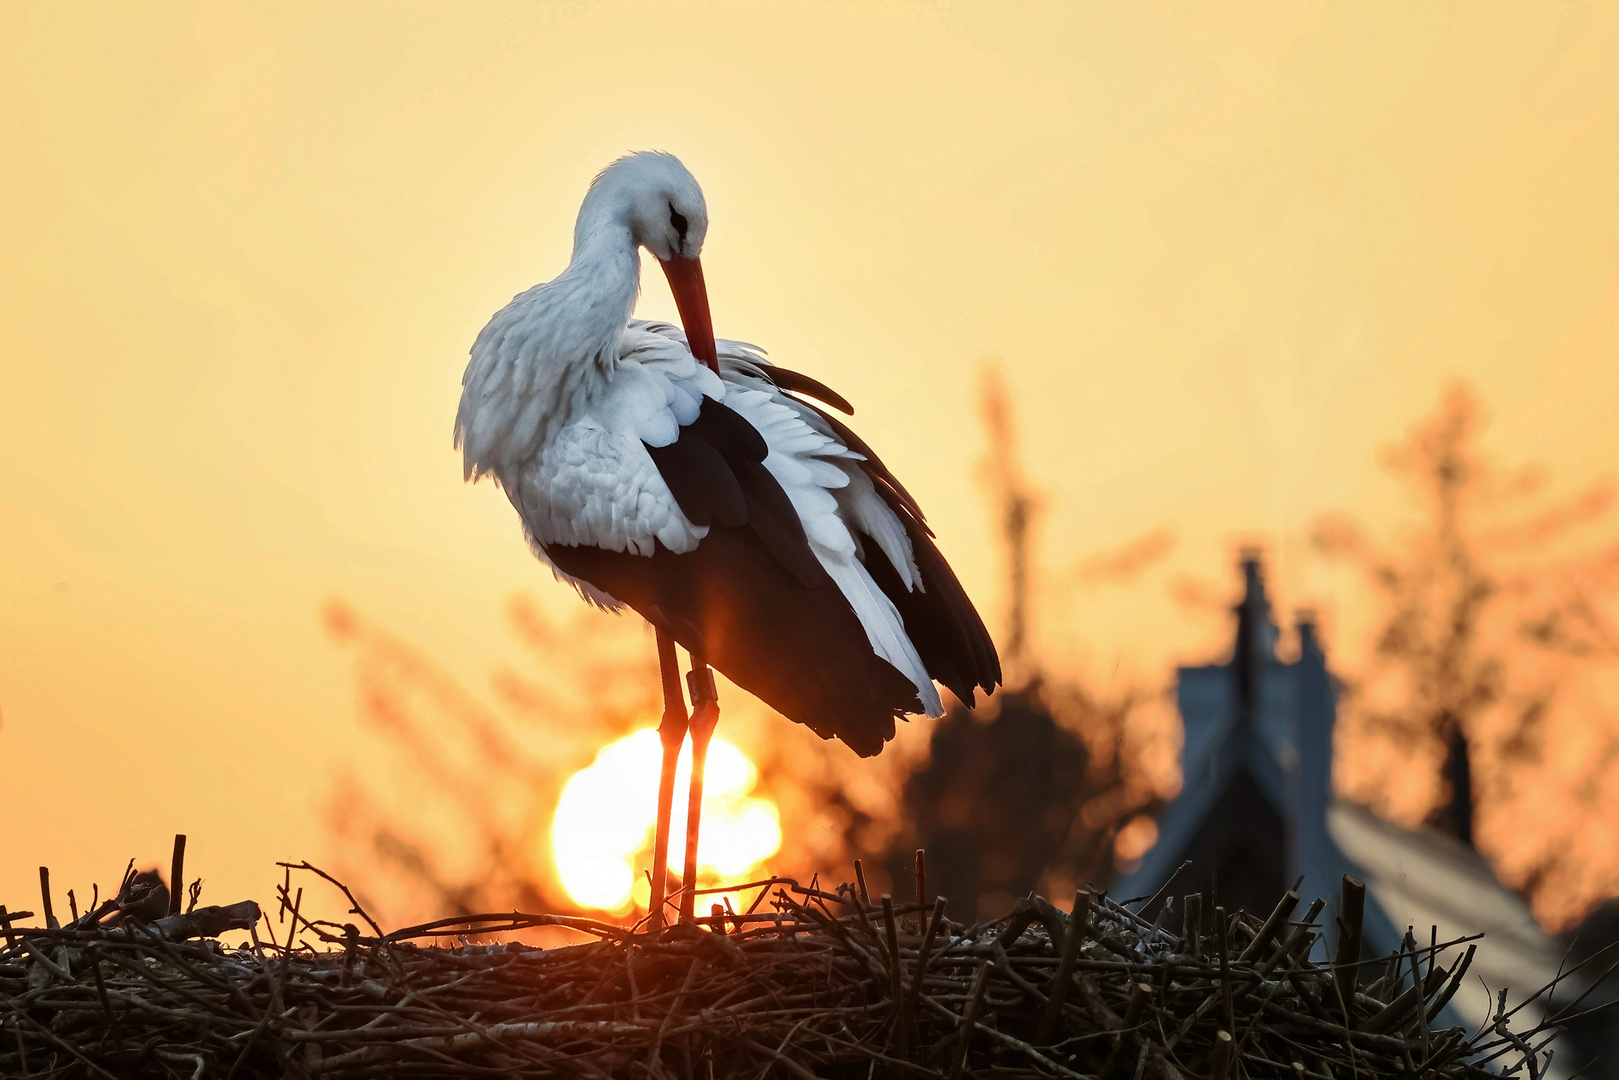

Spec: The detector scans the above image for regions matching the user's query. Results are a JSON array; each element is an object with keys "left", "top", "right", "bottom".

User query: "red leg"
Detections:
[
  {"left": 648, "top": 629, "right": 688, "bottom": 933},
  {"left": 680, "top": 657, "right": 720, "bottom": 924}
]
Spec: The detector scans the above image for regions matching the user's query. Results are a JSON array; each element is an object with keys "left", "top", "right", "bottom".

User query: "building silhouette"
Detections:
[{"left": 1114, "top": 554, "right": 1581, "bottom": 1075}]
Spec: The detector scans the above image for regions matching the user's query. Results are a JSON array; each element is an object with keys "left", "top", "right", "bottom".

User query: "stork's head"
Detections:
[
  {"left": 581, "top": 151, "right": 716, "bottom": 369},
  {"left": 603, "top": 152, "right": 707, "bottom": 261}
]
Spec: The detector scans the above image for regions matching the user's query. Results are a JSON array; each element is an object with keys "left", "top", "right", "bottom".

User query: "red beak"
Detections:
[{"left": 659, "top": 255, "right": 718, "bottom": 373}]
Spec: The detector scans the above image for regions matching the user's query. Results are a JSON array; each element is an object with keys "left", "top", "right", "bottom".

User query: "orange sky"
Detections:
[{"left": 2, "top": 3, "right": 1616, "bottom": 919}]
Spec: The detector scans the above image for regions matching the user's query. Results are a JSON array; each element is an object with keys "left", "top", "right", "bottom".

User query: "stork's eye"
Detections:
[{"left": 669, "top": 203, "right": 689, "bottom": 243}]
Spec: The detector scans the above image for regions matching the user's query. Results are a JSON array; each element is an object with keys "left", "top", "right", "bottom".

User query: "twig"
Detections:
[
  {"left": 1035, "top": 888, "right": 1091, "bottom": 1045},
  {"left": 169, "top": 834, "right": 187, "bottom": 917},
  {"left": 881, "top": 893, "right": 909, "bottom": 1058},
  {"left": 38, "top": 868, "right": 57, "bottom": 931},
  {"left": 947, "top": 960, "right": 991, "bottom": 1080}
]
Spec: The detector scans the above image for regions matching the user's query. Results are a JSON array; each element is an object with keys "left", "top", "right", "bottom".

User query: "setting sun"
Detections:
[{"left": 550, "top": 729, "right": 782, "bottom": 914}]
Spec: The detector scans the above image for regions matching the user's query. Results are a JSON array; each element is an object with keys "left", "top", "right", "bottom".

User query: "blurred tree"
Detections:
[
  {"left": 978, "top": 367, "right": 1041, "bottom": 688},
  {"left": 322, "top": 596, "right": 657, "bottom": 926},
  {"left": 1316, "top": 383, "right": 1619, "bottom": 924},
  {"left": 866, "top": 367, "right": 1170, "bottom": 919},
  {"left": 887, "top": 678, "right": 1162, "bottom": 920}
]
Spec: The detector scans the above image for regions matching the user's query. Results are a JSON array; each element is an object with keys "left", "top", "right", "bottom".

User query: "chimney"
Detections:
[
  {"left": 1290, "top": 611, "right": 1336, "bottom": 898},
  {"left": 1233, "top": 549, "right": 1272, "bottom": 718}
]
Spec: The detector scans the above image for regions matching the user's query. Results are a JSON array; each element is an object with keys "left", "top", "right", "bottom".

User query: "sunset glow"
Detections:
[
  {"left": 551, "top": 730, "right": 782, "bottom": 913},
  {"left": 4, "top": 3, "right": 1618, "bottom": 934}
]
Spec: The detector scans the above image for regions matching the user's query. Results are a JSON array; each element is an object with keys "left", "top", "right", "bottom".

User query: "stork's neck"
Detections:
[
  {"left": 557, "top": 216, "right": 641, "bottom": 354},
  {"left": 454, "top": 212, "right": 643, "bottom": 481}
]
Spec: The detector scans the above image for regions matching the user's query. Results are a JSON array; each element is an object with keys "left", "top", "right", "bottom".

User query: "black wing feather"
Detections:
[
  {"left": 548, "top": 528, "right": 919, "bottom": 756},
  {"left": 780, "top": 374, "right": 1002, "bottom": 702},
  {"left": 541, "top": 369, "right": 999, "bottom": 756},
  {"left": 800, "top": 402, "right": 932, "bottom": 533},
  {"left": 766, "top": 367, "right": 855, "bottom": 415},
  {"left": 646, "top": 396, "right": 821, "bottom": 586},
  {"left": 644, "top": 434, "right": 746, "bottom": 528}
]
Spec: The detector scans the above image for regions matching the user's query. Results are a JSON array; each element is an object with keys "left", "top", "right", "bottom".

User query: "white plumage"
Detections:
[
  {"left": 461, "top": 303, "right": 944, "bottom": 715},
  {"left": 455, "top": 149, "right": 997, "bottom": 925},
  {"left": 450, "top": 152, "right": 990, "bottom": 773}
]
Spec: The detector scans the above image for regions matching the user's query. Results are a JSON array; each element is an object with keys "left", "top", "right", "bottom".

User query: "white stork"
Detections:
[{"left": 456, "top": 152, "right": 1000, "bottom": 928}]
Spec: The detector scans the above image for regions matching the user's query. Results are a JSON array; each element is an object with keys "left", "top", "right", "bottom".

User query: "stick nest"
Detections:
[{"left": 0, "top": 861, "right": 1565, "bottom": 1079}]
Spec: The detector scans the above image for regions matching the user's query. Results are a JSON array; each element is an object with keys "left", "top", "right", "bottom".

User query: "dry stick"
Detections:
[
  {"left": 906, "top": 895, "right": 948, "bottom": 1023},
  {"left": 992, "top": 936, "right": 1052, "bottom": 1007},
  {"left": 914, "top": 995, "right": 1091, "bottom": 1080},
  {"left": 1210, "top": 1029, "right": 1235, "bottom": 1080},
  {"left": 380, "top": 980, "right": 570, "bottom": 1075},
  {"left": 6, "top": 1020, "right": 25, "bottom": 1080},
  {"left": 1362, "top": 981, "right": 1425, "bottom": 1036},
  {"left": 741, "top": 1037, "right": 820, "bottom": 1080},
  {"left": 4, "top": 1007, "right": 122, "bottom": 1080},
  {"left": 0, "top": 906, "right": 15, "bottom": 949},
  {"left": 1258, "top": 898, "right": 1326, "bottom": 979},
  {"left": 1100, "top": 981, "right": 1154, "bottom": 1080},
  {"left": 913, "top": 849, "right": 927, "bottom": 932},
  {"left": 38, "top": 868, "right": 57, "bottom": 930},
  {"left": 1142, "top": 896, "right": 1176, "bottom": 957},
  {"left": 1480, "top": 945, "right": 1619, "bottom": 1051},
  {"left": 1216, "top": 905, "right": 1236, "bottom": 1035},
  {"left": 844, "top": 881, "right": 881, "bottom": 955},
  {"left": 382, "top": 910, "right": 625, "bottom": 943},
  {"left": 648, "top": 957, "right": 702, "bottom": 1072},
  {"left": 1035, "top": 889, "right": 1092, "bottom": 1045},
  {"left": 1495, "top": 936, "right": 1619, "bottom": 1029},
  {"left": 1336, "top": 875, "right": 1366, "bottom": 1027},
  {"left": 1424, "top": 939, "right": 1476, "bottom": 1029},
  {"left": 1133, "top": 860, "right": 1194, "bottom": 921},
  {"left": 88, "top": 951, "right": 123, "bottom": 1069},
  {"left": 1025, "top": 893, "right": 1067, "bottom": 948},
  {"left": 1288, "top": 968, "right": 1331, "bottom": 1022},
  {"left": 1184, "top": 893, "right": 1203, "bottom": 961},
  {"left": 19, "top": 939, "right": 71, "bottom": 980},
  {"left": 1231, "top": 957, "right": 1295, "bottom": 1061},
  {"left": 998, "top": 898, "right": 1041, "bottom": 951},
  {"left": 852, "top": 860, "right": 871, "bottom": 907},
  {"left": 947, "top": 959, "right": 992, "bottom": 1080},
  {"left": 237, "top": 889, "right": 302, "bottom": 1080},
  {"left": 1428, "top": 926, "right": 1438, "bottom": 983},
  {"left": 1166, "top": 920, "right": 1242, "bottom": 1050},
  {"left": 880, "top": 894, "right": 909, "bottom": 1058},
  {"left": 741, "top": 879, "right": 784, "bottom": 917},
  {"left": 285, "top": 888, "right": 304, "bottom": 953},
  {"left": 67, "top": 886, "right": 123, "bottom": 933},
  {"left": 1329, "top": 974, "right": 1365, "bottom": 1080},
  {"left": 623, "top": 940, "right": 643, "bottom": 1020},
  {"left": 117, "top": 859, "right": 138, "bottom": 905},
  {"left": 137, "top": 929, "right": 259, "bottom": 1020},
  {"left": 1239, "top": 886, "right": 1301, "bottom": 963},
  {"left": 96, "top": 946, "right": 244, "bottom": 1027},
  {"left": 279, "top": 861, "right": 385, "bottom": 938},
  {"left": 1132, "top": 1038, "right": 1152, "bottom": 1080},
  {"left": 1402, "top": 929, "right": 1430, "bottom": 1062},
  {"left": 168, "top": 834, "right": 187, "bottom": 917}
]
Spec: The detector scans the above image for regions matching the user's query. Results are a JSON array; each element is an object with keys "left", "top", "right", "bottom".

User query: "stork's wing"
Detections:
[
  {"left": 498, "top": 338, "right": 718, "bottom": 562},
  {"left": 526, "top": 322, "right": 998, "bottom": 755},
  {"left": 714, "top": 348, "right": 1002, "bottom": 707},
  {"left": 809, "top": 403, "right": 1003, "bottom": 704}
]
